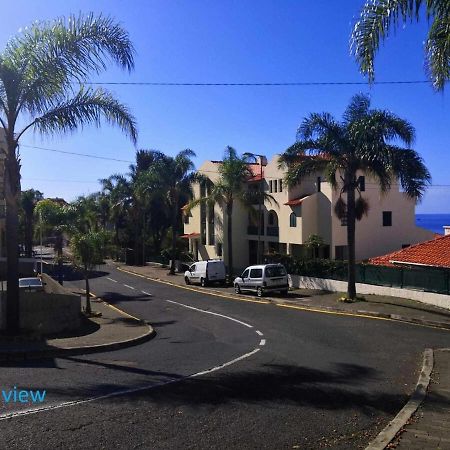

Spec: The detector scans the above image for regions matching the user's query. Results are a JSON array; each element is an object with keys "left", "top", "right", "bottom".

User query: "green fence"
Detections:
[{"left": 328, "top": 264, "right": 450, "bottom": 295}]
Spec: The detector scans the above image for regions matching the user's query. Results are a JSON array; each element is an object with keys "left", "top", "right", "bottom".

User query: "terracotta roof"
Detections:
[
  {"left": 368, "top": 234, "right": 450, "bottom": 269},
  {"left": 180, "top": 232, "right": 200, "bottom": 239},
  {"left": 284, "top": 195, "right": 310, "bottom": 206}
]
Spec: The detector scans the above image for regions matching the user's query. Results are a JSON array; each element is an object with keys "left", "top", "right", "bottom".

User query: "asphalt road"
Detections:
[{"left": 1, "top": 264, "right": 449, "bottom": 449}]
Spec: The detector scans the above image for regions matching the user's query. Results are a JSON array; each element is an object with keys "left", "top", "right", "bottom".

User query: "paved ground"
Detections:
[{"left": 0, "top": 263, "right": 449, "bottom": 449}]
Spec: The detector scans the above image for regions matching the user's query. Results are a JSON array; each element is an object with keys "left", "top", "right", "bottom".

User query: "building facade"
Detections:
[{"left": 183, "top": 155, "right": 434, "bottom": 272}]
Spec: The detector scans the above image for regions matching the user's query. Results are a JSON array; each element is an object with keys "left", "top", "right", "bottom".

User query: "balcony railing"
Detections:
[
  {"left": 266, "top": 226, "right": 279, "bottom": 237},
  {"left": 247, "top": 225, "right": 265, "bottom": 235}
]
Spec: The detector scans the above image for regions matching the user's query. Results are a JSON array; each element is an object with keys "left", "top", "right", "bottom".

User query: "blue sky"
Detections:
[{"left": 1, "top": 0, "right": 449, "bottom": 212}]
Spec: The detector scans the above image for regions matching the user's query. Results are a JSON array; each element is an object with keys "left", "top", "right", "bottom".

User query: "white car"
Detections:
[
  {"left": 234, "top": 264, "right": 289, "bottom": 297},
  {"left": 184, "top": 260, "right": 226, "bottom": 287},
  {"left": 18, "top": 277, "right": 44, "bottom": 292}
]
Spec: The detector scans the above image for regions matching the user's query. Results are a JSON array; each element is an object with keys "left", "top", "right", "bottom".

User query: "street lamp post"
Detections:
[{"left": 243, "top": 152, "right": 267, "bottom": 265}]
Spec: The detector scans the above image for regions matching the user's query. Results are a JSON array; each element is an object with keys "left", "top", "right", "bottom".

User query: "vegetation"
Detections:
[
  {"left": 351, "top": 0, "right": 450, "bottom": 90},
  {"left": 70, "top": 231, "right": 110, "bottom": 314},
  {"left": 19, "top": 189, "right": 43, "bottom": 257},
  {"left": 0, "top": 14, "right": 137, "bottom": 333},
  {"left": 280, "top": 93, "right": 430, "bottom": 300}
]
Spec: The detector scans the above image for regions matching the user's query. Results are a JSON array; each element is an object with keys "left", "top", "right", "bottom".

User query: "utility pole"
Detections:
[{"left": 40, "top": 211, "right": 43, "bottom": 274}]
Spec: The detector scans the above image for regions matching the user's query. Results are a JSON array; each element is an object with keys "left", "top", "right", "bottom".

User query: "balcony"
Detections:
[{"left": 266, "top": 226, "right": 279, "bottom": 237}]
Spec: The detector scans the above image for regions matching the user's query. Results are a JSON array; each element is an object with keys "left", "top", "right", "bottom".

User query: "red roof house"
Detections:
[{"left": 369, "top": 234, "right": 450, "bottom": 269}]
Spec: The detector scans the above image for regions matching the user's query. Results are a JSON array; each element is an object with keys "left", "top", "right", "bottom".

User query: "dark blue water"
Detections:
[{"left": 416, "top": 214, "right": 450, "bottom": 234}]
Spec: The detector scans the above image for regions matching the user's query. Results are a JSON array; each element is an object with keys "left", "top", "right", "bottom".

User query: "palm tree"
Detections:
[
  {"left": 0, "top": 14, "right": 137, "bottom": 332},
  {"left": 147, "top": 150, "right": 202, "bottom": 274},
  {"left": 20, "top": 189, "right": 43, "bottom": 257},
  {"left": 188, "top": 147, "right": 276, "bottom": 278},
  {"left": 280, "top": 93, "right": 430, "bottom": 300},
  {"left": 351, "top": 1, "right": 450, "bottom": 90}
]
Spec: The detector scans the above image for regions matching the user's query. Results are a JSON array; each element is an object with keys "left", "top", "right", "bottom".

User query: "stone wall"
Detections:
[{"left": 0, "top": 274, "right": 81, "bottom": 334}]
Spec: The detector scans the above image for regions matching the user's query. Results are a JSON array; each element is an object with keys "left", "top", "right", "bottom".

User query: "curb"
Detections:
[
  {"left": 0, "top": 301, "right": 156, "bottom": 362},
  {"left": 365, "top": 348, "right": 434, "bottom": 450},
  {"left": 116, "top": 265, "right": 450, "bottom": 331}
]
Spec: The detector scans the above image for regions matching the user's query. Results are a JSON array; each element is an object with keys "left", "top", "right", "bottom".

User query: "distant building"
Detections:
[
  {"left": 183, "top": 155, "right": 434, "bottom": 271},
  {"left": 46, "top": 197, "right": 69, "bottom": 207},
  {"left": 369, "top": 227, "right": 450, "bottom": 269}
]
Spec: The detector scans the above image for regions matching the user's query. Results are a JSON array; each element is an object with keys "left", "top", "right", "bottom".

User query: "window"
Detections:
[
  {"left": 274, "top": 180, "right": 278, "bottom": 193},
  {"left": 358, "top": 176, "right": 365, "bottom": 192},
  {"left": 190, "top": 264, "right": 196, "bottom": 272},
  {"left": 265, "top": 266, "right": 286, "bottom": 277},
  {"left": 184, "top": 214, "right": 189, "bottom": 224},
  {"left": 268, "top": 211, "right": 275, "bottom": 226},
  {"left": 242, "top": 269, "right": 249, "bottom": 278},
  {"left": 335, "top": 245, "right": 348, "bottom": 260},
  {"left": 250, "top": 268, "right": 263, "bottom": 278},
  {"left": 289, "top": 212, "right": 297, "bottom": 227},
  {"left": 217, "top": 243, "right": 223, "bottom": 256},
  {"left": 279, "top": 179, "right": 283, "bottom": 192},
  {"left": 317, "top": 176, "right": 321, "bottom": 192},
  {"left": 383, "top": 211, "right": 392, "bottom": 226},
  {"left": 269, "top": 180, "right": 273, "bottom": 193}
]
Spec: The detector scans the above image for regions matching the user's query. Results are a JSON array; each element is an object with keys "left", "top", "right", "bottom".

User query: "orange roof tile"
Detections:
[
  {"left": 180, "top": 232, "right": 200, "bottom": 239},
  {"left": 284, "top": 195, "right": 310, "bottom": 206},
  {"left": 369, "top": 234, "right": 450, "bottom": 269}
]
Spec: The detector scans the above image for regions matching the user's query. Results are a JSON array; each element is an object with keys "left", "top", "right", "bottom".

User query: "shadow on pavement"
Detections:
[{"left": 101, "top": 292, "right": 155, "bottom": 304}]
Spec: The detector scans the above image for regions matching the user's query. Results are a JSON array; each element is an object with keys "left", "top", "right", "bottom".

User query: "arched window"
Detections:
[
  {"left": 289, "top": 212, "right": 297, "bottom": 227},
  {"left": 268, "top": 210, "right": 278, "bottom": 226}
]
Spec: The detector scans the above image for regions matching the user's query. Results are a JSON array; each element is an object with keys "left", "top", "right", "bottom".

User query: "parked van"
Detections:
[
  {"left": 184, "top": 260, "right": 226, "bottom": 286},
  {"left": 233, "top": 264, "right": 289, "bottom": 297}
]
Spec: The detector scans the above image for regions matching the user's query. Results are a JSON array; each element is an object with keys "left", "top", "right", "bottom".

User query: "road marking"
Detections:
[
  {"left": 123, "top": 284, "right": 135, "bottom": 290},
  {"left": 106, "top": 277, "right": 118, "bottom": 283},
  {"left": 166, "top": 299, "right": 253, "bottom": 328},
  {"left": 117, "top": 266, "right": 271, "bottom": 304},
  {"left": 256, "top": 330, "right": 263, "bottom": 336},
  {"left": 259, "top": 339, "right": 266, "bottom": 346},
  {"left": 141, "top": 290, "right": 152, "bottom": 296}
]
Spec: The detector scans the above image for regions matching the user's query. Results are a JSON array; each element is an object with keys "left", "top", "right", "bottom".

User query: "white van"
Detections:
[
  {"left": 233, "top": 264, "right": 289, "bottom": 297},
  {"left": 184, "top": 260, "right": 226, "bottom": 287}
]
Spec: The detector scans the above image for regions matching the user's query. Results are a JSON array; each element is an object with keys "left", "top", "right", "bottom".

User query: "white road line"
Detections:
[
  {"left": 165, "top": 299, "right": 253, "bottom": 328},
  {"left": 0, "top": 298, "right": 264, "bottom": 421},
  {"left": 141, "top": 291, "right": 152, "bottom": 296},
  {"left": 123, "top": 284, "right": 135, "bottom": 290},
  {"left": 106, "top": 277, "right": 118, "bottom": 283},
  {"left": 256, "top": 330, "right": 263, "bottom": 336}
]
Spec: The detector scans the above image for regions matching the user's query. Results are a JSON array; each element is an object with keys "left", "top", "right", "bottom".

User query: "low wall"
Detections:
[
  {"left": 0, "top": 275, "right": 81, "bottom": 334},
  {"left": 289, "top": 274, "right": 450, "bottom": 311}
]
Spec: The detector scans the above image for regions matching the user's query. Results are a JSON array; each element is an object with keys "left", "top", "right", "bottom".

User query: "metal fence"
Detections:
[{"left": 328, "top": 264, "right": 450, "bottom": 295}]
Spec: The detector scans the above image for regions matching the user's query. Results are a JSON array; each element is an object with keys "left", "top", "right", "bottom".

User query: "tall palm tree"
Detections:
[
  {"left": 147, "top": 150, "right": 202, "bottom": 274},
  {"left": 351, "top": 0, "right": 450, "bottom": 90},
  {"left": 20, "top": 189, "right": 43, "bottom": 257},
  {"left": 0, "top": 14, "right": 137, "bottom": 332},
  {"left": 188, "top": 146, "right": 276, "bottom": 278},
  {"left": 280, "top": 93, "right": 430, "bottom": 300}
]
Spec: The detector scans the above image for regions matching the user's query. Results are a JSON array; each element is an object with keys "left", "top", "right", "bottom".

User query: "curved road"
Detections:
[{"left": 1, "top": 264, "right": 449, "bottom": 449}]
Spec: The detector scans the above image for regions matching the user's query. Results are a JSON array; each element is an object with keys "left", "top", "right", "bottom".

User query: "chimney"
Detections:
[{"left": 444, "top": 226, "right": 450, "bottom": 236}]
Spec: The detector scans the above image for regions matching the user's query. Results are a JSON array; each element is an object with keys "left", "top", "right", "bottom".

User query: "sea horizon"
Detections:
[{"left": 415, "top": 213, "right": 450, "bottom": 234}]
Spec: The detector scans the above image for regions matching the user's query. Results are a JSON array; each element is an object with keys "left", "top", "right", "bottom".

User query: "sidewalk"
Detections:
[
  {"left": 394, "top": 349, "right": 450, "bottom": 449},
  {"left": 115, "top": 262, "right": 450, "bottom": 331},
  {"left": 0, "top": 298, "right": 154, "bottom": 360}
]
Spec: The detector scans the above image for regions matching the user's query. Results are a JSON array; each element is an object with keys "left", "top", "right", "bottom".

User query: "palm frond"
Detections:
[
  {"left": 351, "top": 0, "right": 421, "bottom": 82},
  {"left": 26, "top": 87, "right": 137, "bottom": 143},
  {"left": 343, "top": 93, "right": 371, "bottom": 123},
  {"left": 355, "top": 196, "right": 370, "bottom": 220},
  {"left": 284, "top": 157, "right": 330, "bottom": 188}
]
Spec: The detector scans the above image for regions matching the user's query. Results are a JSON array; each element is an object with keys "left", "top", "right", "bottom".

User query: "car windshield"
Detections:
[
  {"left": 265, "top": 266, "right": 286, "bottom": 277},
  {"left": 19, "top": 278, "right": 42, "bottom": 287}
]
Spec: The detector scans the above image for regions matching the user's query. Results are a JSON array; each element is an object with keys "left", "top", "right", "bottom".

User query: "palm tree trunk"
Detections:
[
  {"left": 85, "top": 263, "right": 92, "bottom": 315},
  {"left": 346, "top": 183, "right": 357, "bottom": 300},
  {"left": 169, "top": 208, "right": 177, "bottom": 275},
  {"left": 4, "top": 141, "right": 21, "bottom": 334},
  {"left": 226, "top": 201, "right": 233, "bottom": 280}
]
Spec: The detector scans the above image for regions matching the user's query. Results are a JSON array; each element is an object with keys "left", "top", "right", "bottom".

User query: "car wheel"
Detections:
[
  {"left": 184, "top": 276, "right": 191, "bottom": 285},
  {"left": 201, "top": 278, "right": 207, "bottom": 287},
  {"left": 235, "top": 284, "right": 241, "bottom": 294},
  {"left": 256, "top": 287, "right": 264, "bottom": 297}
]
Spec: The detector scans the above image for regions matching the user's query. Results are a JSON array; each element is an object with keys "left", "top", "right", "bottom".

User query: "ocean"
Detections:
[{"left": 415, "top": 214, "right": 450, "bottom": 234}]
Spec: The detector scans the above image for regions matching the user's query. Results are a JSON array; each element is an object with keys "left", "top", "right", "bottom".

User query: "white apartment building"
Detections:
[{"left": 182, "top": 155, "right": 434, "bottom": 272}]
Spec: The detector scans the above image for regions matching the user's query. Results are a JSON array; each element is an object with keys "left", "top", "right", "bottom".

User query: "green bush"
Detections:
[{"left": 264, "top": 253, "right": 347, "bottom": 278}]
